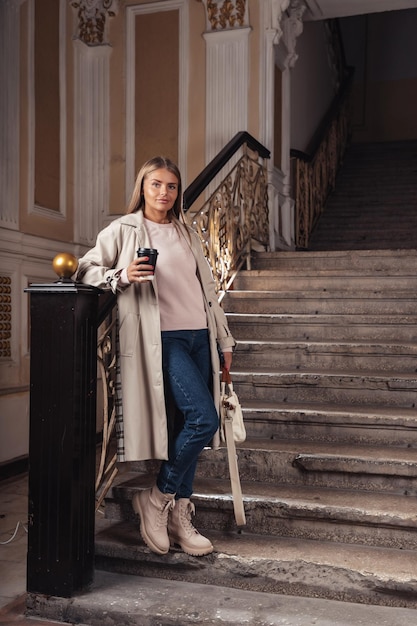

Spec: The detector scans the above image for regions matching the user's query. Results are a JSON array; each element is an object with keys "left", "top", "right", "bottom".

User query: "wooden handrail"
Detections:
[{"left": 183, "top": 131, "right": 270, "bottom": 212}]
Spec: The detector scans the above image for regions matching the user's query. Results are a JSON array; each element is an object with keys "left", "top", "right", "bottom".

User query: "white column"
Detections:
[
  {"left": 259, "top": 0, "right": 304, "bottom": 251},
  {"left": 0, "top": 0, "right": 20, "bottom": 230},
  {"left": 73, "top": 41, "right": 111, "bottom": 246},
  {"left": 204, "top": 27, "right": 251, "bottom": 165}
]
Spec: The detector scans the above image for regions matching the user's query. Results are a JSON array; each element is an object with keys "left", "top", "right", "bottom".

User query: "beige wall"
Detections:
[
  {"left": 135, "top": 11, "right": 179, "bottom": 170},
  {"left": 19, "top": 0, "right": 74, "bottom": 243},
  {"left": 186, "top": 0, "right": 206, "bottom": 187},
  {"left": 34, "top": 0, "right": 60, "bottom": 212}
]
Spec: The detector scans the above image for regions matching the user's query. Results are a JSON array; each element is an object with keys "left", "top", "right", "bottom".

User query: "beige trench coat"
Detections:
[{"left": 76, "top": 211, "right": 235, "bottom": 462}]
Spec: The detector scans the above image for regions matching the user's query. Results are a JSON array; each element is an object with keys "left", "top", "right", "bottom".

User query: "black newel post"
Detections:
[{"left": 25, "top": 256, "right": 101, "bottom": 598}]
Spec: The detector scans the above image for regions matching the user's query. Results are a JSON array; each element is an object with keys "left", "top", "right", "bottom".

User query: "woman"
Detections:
[{"left": 76, "top": 156, "right": 235, "bottom": 557}]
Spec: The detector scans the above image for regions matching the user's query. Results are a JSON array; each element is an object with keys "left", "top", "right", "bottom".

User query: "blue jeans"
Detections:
[{"left": 157, "top": 329, "right": 219, "bottom": 499}]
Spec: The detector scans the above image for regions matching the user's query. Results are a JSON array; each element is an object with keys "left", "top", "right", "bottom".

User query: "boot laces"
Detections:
[
  {"left": 180, "top": 500, "right": 199, "bottom": 536},
  {"left": 157, "top": 497, "right": 175, "bottom": 528}
]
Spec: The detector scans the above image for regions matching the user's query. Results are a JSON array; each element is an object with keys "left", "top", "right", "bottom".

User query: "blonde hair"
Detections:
[{"left": 126, "top": 156, "right": 185, "bottom": 223}]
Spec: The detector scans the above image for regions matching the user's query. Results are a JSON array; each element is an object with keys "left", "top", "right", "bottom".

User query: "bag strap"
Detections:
[
  {"left": 221, "top": 367, "right": 246, "bottom": 526},
  {"left": 224, "top": 418, "right": 246, "bottom": 526}
]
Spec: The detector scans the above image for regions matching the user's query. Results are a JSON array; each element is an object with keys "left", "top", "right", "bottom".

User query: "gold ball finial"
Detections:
[{"left": 52, "top": 253, "right": 78, "bottom": 280}]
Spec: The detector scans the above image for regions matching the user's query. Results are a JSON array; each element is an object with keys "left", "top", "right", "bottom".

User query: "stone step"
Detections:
[
  {"left": 27, "top": 569, "right": 417, "bottom": 624},
  {"left": 315, "top": 217, "right": 416, "bottom": 227},
  {"left": 127, "top": 439, "right": 417, "bottom": 494},
  {"left": 239, "top": 265, "right": 417, "bottom": 278},
  {"left": 250, "top": 249, "right": 417, "bottom": 271},
  {"left": 315, "top": 207, "right": 416, "bottom": 218},
  {"left": 329, "top": 189, "right": 415, "bottom": 199},
  {"left": 329, "top": 182, "right": 415, "bottom": 190},
  {"left": 223, "top": 291, "right": 417, "bottom": 315},
  {"left": 231, "top": 369, "right": 417, "bottom": 407},
  {"left": 227, "top": 313, "right": 417, "bottom": 342},
  {"left": 233, "top": 340, "right": 417, "bottom": 372},
  {"left": 233, "top": 270, "right": 417, "bottom": 291},
  {"left": 311, "top": 224, "right": 415, "bottom": 240},
  {"left": 103, "top": 474, "right": 417, "bottom": 550},
  {"left": 240, "top": 402, "right": 417, "bottom": 446},
  {"left": 309, "top": 240, "right": 417, "bottom": 251},
  {"left": 314, "top": 229, "right": 416, "bottom": 241},
  {"left": 195, "top": 439, "right": 417, "bottom": 494},
  {"left": 94, "top": 521, "right": 417, "bottom": 609}
]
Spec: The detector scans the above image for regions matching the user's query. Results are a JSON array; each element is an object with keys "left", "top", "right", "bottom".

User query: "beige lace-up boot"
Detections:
[
  {"left": 132, "top": 485, "right": 175, "bottom": 555},
  {"left": 168, "top": 498, "right": 213, "bottom": 556}
]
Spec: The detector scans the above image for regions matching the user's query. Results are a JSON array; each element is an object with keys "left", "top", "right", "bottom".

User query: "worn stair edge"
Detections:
[
  {"left": 103, "top": 476, "right": 417, "bottom": 550},
  {"left": 227, "top": 313, "right": 417, "bottom": 341},
  {"left": 293, "top": 452, "right": 417, "bottom": 477},
  {"left": 233, "top": 340, "right": 417, "bottom": 372},
  {"left": 93, "top": 520, "right": 417, "bottom": 610},
  {"left": 240, "top": 403, "right": 417, "bottom": 445},
  {"left": 223, "top": 295, "right": 417, "bottom": 315},
  {"left": 231, "top": 370, "right": 417, "bottom": 407},
  {"left": 120, "top": 439, "right": 417, "bottom": 494},
  {"left": 196, "top": 447, "right": 417, "bottom": 494},
  {"left": 233, "top": 275, "right": 417, "bottom": 291},
  {"left": 227, "top": 313, "right": 417, "bottom": 324},
  {"left": 25, "top": 571, "right": 417, "bottom": 626},
  {"left": 308, "top": 242, "right": 417, "bottom": 252},
  {"left": 225, "top": 289, "right": 417, "bottom": 300},
  {"left": 235, "top": 340, "right": 417, "bottom": 355},
  {"left": 250, "top": 248, "right": 417, "bottom": 267},
  {"left": 199, "top": 442, "right": 417, "bottom": 484}
]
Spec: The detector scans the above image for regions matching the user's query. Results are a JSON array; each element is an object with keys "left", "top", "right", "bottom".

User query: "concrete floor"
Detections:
[
  {"left": 2, "top": 472, "right": 417, "bottom": 625},
  {"left": 0, "top": 472, "right": 28, "bottom": 608}
]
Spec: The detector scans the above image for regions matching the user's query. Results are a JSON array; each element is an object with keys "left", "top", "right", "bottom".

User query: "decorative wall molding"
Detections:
[
  {"left": 199, "top": 0, "right": 249, "bottom": 31},
  {"left": 0, "top": 225, "right": 72, "bottom": 386},
  {"left": 0, "top": 227, "right": 78, "bottom": 265},
  {"left": 125, "top": 1, "right": 189, "bottom": 198},
  {"left": 204, "top": 27, "right": 250, "bottom": 169},
  {"left": 0, "top": 275, "right": 12, "bottom": 359},
  {"left": 285, "top": 0, "right": 306, "bottom": 68},
  {"left": 27, "top": 0, "right": 67, "bottom": 221},
  {"left": 70, "top": 0, "right": 119, "bottom": 46},
  {"left": 271, "top": 0, "right": 290, "bottom": 44},
  {"left": 0, "top": 0, "right": 20, "bottom": 230},
  {"left": 73, "top": 40, "right": 111, "bottom": 245}
]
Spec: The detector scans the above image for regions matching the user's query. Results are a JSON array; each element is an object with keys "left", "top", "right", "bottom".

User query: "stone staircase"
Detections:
[
  {"left": 309, "top": 140, "right": 417, "bottom": 250},
  {"left": 95, "top": 248, "right": 417, "bottom": 609}
]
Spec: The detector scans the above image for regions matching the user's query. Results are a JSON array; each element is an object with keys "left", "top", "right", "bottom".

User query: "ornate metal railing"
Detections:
[
  {"left": 95, "top": 310, "right": 118, "bottom": 510},
  {"left": 186, "top": 146, "right": 270, "bottom": 293},
  {"left": 291, "top": 67, "right": 354, "bottom": 249},
  {"left": 89, "top": 290, "right": 115, "bottom": 510},
  {"left": 184, "top": 133, "right": 270, "bottom": 293}
]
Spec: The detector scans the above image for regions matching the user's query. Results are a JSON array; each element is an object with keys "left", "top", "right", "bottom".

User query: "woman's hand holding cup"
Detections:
[{"left": 128, "top": 248, "right": 158, "bottom": 283}]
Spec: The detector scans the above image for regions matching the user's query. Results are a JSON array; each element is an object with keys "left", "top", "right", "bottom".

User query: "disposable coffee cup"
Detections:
[
  {"left": 137, "top": 247, "right": 158, "bottom": 268},
  {"left": 137, "top": 248, "right": 158, "bottom": 281}
]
